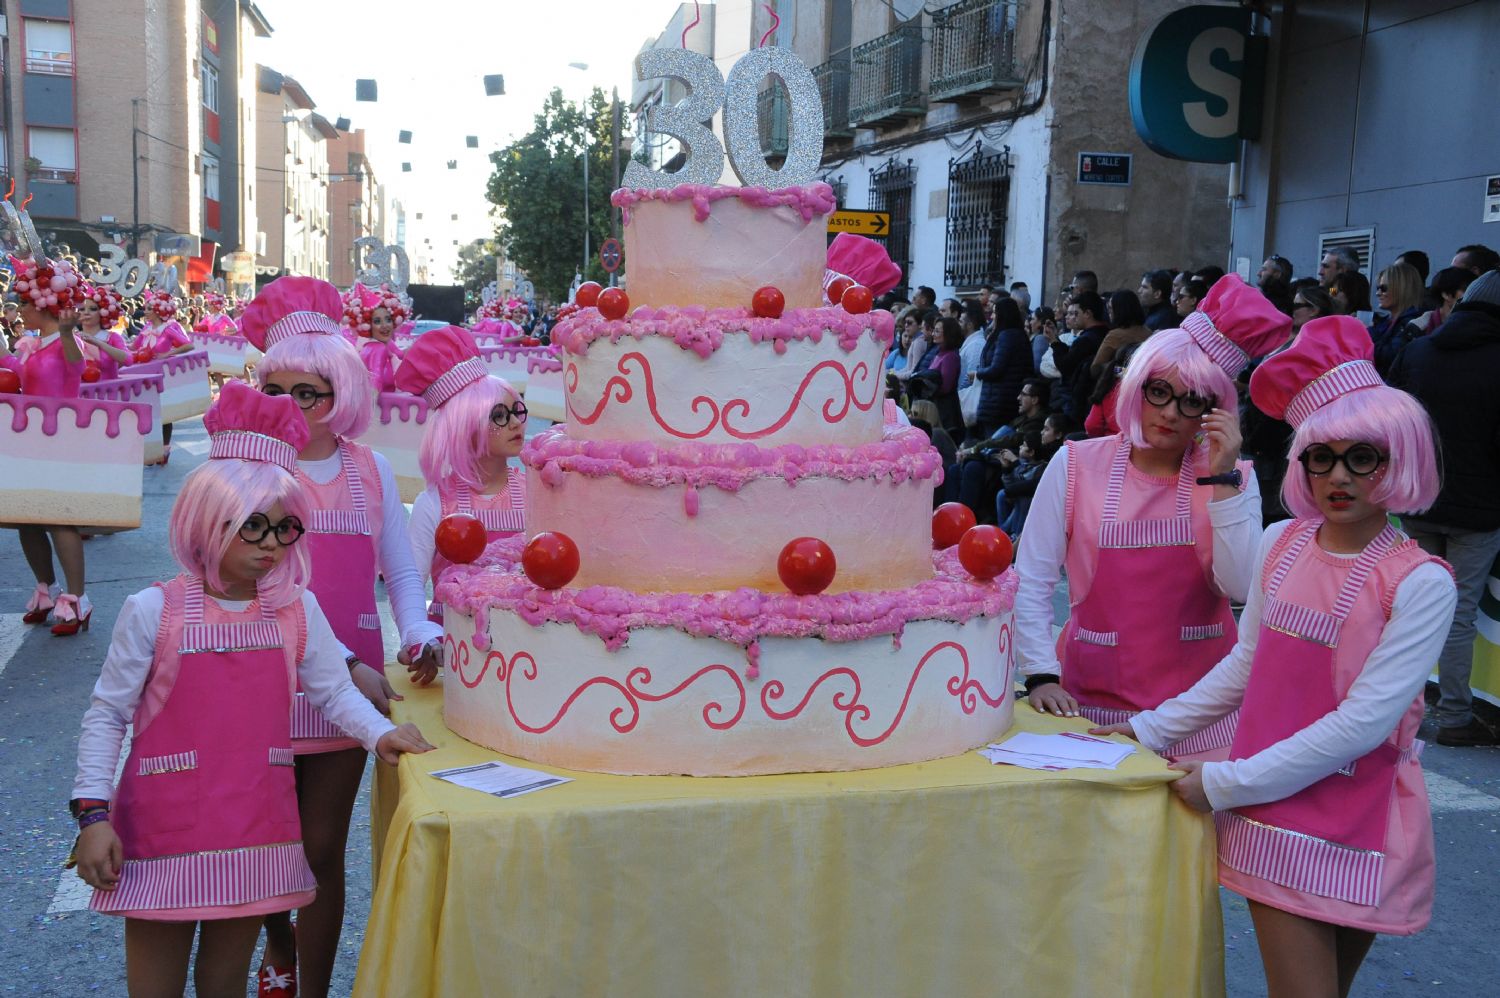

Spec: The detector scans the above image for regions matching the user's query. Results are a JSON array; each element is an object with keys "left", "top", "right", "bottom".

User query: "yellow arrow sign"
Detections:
[{"left": 827, "top": 210, "right": 891, "bottom": 237}]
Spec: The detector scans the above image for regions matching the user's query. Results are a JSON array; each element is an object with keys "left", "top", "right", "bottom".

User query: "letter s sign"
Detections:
[{"left": 1128, "top": 6, "right": 1263, "bottom": 163}]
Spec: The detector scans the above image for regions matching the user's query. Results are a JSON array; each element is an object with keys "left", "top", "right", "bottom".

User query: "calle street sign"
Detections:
[{"left": 827, "top": 210, "right": 891, "bottom": 237}]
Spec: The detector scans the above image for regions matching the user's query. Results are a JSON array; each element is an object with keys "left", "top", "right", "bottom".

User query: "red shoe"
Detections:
[
  {"left": 258, "top": 964, "right": 297, "bottom": 998},
  {"left": 22, "top": 583, "right": 57, "bottom": 624},
  {"left": 50, "top": 594, "right": 92, "bottom": 637}
]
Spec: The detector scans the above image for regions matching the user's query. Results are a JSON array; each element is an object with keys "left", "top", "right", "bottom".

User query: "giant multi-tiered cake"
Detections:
[{"left": 437, "top": 182, "right": 1017, "bottom": 776}]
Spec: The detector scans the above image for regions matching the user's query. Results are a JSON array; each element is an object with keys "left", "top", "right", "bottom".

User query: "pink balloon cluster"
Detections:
[
  {"left": 78, "top": 282, "right": 124, "bottom": 327},
  {"left": 9, "top": 255, "right": 84, "bottom": 316},
  {"left": 341, "top": 282, "right": 410, "bottom": 337},
  {"left": 146, "top": 290, "right": 178, "bottom": 319}
]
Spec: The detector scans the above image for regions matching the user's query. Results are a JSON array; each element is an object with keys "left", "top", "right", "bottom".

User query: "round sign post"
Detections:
[{"left": 599, "top": 237, "right": 622, "bottom": 274}]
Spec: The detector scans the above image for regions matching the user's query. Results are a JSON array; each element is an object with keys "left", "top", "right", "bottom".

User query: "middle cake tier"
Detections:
[{"left": 523, "top": 423, "right": 942, "bottom": 594}]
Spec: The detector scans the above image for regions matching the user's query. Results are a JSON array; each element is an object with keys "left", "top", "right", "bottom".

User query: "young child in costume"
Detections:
[
  {"left": 7, "top": 254, "right": 95, "bottom": 635},
  {"left": 243, "top": 275, "right": 442, "bottom": 998},
  {"left": 1102, "top": 315, "right": 1456, "bottom": 996},
  {"left": 397, "top": 325, "right": 527, "bottom": 627},
  {"left": 342, "top": 283, "right": 409, "bottom": 392},
  {"left": 1015, "top": 277, "right": 1288, "bottom": 759},
  {"left": 69, "top": 381, "right": 433, "bottom": 998}
]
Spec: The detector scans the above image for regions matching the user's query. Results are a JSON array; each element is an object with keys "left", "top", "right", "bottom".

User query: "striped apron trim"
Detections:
[
  {"left": 356, "top": 612, "right": 382, "bottom": 631},
  {"left": 1097, "top": 436, "right": 1198, "bottom": 550},
  {"left": 268, "top": 747, "right": 295, "bottom": 767},
  {"left": 1074, "top": 626, "right": 1118, "bottom": 647},
  {"left": 1215, "top": 810, "right": 1384, "bottom": 908},
  {"left": 91, "top": 841, "right": 317, "bottom": 913},
  {"left": 178, "top": 579, "right": 283, "bottom": 654},
  {"left": 1180, "top": 622, "right": 1226, "bottom": 642},
  {"left": 290, "top": 693, "right": 352, "bottom": 741},
  {"left": 1080, "top": 705, "right": 1239, "bottom": 757},
  {"left": 137, "top": 750, "right": 198, "bottom": 777}
]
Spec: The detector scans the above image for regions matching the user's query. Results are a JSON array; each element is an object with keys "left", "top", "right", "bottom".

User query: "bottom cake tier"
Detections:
[{"left": 437, "top": 539, "right": 1017, "bottom": 776}]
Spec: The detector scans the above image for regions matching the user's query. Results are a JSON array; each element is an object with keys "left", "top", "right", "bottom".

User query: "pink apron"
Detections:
[
  {"left": 17, "top": 334, "right": 84, "bottom": 398},
  {"left": 360, "top": 339, "right": 404, "bottom": 393},
  {"left": 293, "top": 441, "right": 384, "bottom": 753},
  {"left": 1216, "top": 520, "right": 1443, "bottom": 932},
  {"left": 1059, "top": 436, "right": 1238, "bottom": 758},
  {"left": 426, "top": 476, "right": 525, "bottom": 621},
  {"left": 94, "top": 576, "right": 316, "bottom": 919}
]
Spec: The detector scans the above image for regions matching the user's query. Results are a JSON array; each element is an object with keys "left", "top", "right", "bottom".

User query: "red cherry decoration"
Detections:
[
  {"left": 134, "top": 349, "right": 153, "bottom": 364},
  {"left": 522, "top": 531, "right": 581, "bottom": 589},
  {"left": 596, "top": 287, "right": 630, "bottom": 321},
  {"left": 574, "top": 282, "right": 602, "bottom": 308},
  {"left": 751, "top": 285, "right": 785, "bottom": 319},
  {"left": 777, "top": 537, "right": 837, "bottom": 595},
  {"left": 0, "top": 369, "right": 19, "bottom": 393},
  {"left": 932, "top": 502, "right": 977, "bottom": 549},
  {"left": 958, "top": 525, "right": 1014, "bottom": 581},
  {"left": 826, "top": 276, "right": 854, "bottom": 306},
  {"left": 842, "top": 285, "right": 873, "bottom": 314},
  {"left": 81, "top": 362, "right": 102, "bottom": 383},
  {"left": 434, "top": 513, "right": 487, "bottom": 565}
]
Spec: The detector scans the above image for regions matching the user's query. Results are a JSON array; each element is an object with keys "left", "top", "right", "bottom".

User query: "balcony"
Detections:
[
  {"left": 31, "top": 166, "right": 76, "bottom": 183},
  {"left": 757, "top": 85, "right": 788, "bottom": 160},
  {"left": 929, "top": 0, "right": 1021, "bottom": 101},
  {"left": 849, "top": 22, "right": 926, "bottom": 127},
  {"left": 813, "top": 57, "right": 851, "bottom": 138},
  {"left": 25, "top": 50, "right": 74, "bottom": 77}
]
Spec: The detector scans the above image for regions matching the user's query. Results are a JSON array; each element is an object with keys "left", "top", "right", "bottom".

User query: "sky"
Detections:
[{"left": 251, "top": 0, "right": 689, "bottom": 281}]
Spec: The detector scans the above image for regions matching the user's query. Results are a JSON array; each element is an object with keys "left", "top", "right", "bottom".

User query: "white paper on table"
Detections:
[
  {"left": 429, "top": 761, "right": 572, "bottom": 798},
  {"left": 979, "top": 731, "right": 1136, "bottom": 770}
]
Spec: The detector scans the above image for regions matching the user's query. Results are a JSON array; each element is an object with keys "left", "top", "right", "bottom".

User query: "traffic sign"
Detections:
[
  {"left": 827, "top": 210, "right": 890, "bottom": 237},
  {"left": 599, "top": 237, "right": 623, "bottom": 273}
]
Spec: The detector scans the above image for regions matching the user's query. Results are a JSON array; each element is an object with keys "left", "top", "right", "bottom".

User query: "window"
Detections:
[
  {"left": 24, "top": 20, "right": 73, "bottom": 76},
  {"left": 869, "top": 157, "right": 915, "bottom": 297},
  {"left": 0, "top": 129, "right": 6, "bottom": 172},
  {"left": 203, "top": 153, "right": 220, "bottom": 201},
  {"left": 28, "top": 127, "right": 76, "bottom": 181},
  {"left": 202, "top": 63, "right": 219, "bottom": 113},
  {"left": 943, "top": 145, "right": 1011, "bottom": 289}
]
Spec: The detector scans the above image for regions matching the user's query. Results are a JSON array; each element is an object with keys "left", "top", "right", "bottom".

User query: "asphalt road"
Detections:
[{"left": 1, "top": 417, "right": 1496, "bottom": 996}]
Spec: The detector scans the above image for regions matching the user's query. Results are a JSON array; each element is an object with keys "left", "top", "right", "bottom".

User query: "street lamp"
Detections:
[{"left": 569, "top": 62, "right": 590, "bottom": 279}]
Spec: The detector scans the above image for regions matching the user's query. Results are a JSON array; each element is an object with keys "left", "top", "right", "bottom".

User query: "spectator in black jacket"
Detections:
[
  {"left": 1138, "top": 269, "right": 1177, "bottom": 331},
  {"left": 1388, "top": 270, "right": 1500, "bottom": 746},
  {"left": 1048, "top": 291, "right": 1109, "bottom": 425},
  {"left": 972, "top": 297, "right": 1034, "bottom": 438}
]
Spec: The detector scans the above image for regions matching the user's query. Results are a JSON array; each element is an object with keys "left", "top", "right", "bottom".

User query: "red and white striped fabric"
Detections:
[
  {"left": 422, "top": 357, "right": 487, "bottom": 408},
  {"left": 1284, "top": 359, "right": 1384, "bottom": 429},
  {"left": 1216, "top": 811, "right": 1385, "bottom": 908},
  {"left": 91, "top": 842, "right": 317, "bottom": 914},
  {"left": 1182, "top": 310, "right": 1250, "bottom": 378},
  {"left": 263, "top": 310, "right": 342, "bottom": 349},
  {"left": 207, "top": 429, "right": 299, "bottom": 474}
]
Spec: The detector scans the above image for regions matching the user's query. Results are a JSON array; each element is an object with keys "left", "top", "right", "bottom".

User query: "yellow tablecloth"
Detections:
[{"left": 356, "top": 668, "right": 1224, "bottom": 998}]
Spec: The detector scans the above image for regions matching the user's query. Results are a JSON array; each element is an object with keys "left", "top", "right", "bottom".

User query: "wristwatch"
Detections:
[{"left": 1196, "top": 469, "right": 1243, "bottom": 489}]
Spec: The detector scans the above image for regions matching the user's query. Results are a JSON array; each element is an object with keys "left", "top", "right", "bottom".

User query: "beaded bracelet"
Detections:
[{"left": 77, "top": 810, "right": 111, "bottom": 831}]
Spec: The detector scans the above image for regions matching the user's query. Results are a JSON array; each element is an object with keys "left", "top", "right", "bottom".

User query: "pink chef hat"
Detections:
[
  {"left": 824, "top": 233, "right": 903, "bottom": 299},
  {"left": 241, "top": 276, "right": 345, "bottom": 351},
  {"left": 393, "top": 324, "right": 488, "bottom": 408},
  {"left": 203, "top": 380, "right": 309, "bottom": 472},
  {"left": 1179, "top": 276, "right": 1291, "bottom": 378},
  {"left": 1248, "top": 315, "right": 1384, "bottom": 429}
]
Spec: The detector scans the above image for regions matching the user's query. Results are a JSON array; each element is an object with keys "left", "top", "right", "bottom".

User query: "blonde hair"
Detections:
[{"left": 1377, "top": 262, "right": 1425, "bottom": 319}]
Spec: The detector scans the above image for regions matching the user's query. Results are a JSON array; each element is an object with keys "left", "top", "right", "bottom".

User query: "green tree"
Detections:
[
  {"left": 452, "top": 238, "right": 497, "bottom": 312},
  {"left": 486, "top": 87, "right": 617, "bottom": 303}
]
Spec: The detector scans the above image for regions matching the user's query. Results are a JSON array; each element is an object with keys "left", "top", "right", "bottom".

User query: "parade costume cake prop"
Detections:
[
  {"left": 0, "top": 395, "right": 152, "bottom": 528},
  {"left": 437, "top": 182, "right": 1016, "bottom": 777},
  {"left": 82, "top": 371, "right": 166, "bottom": 466},
  {"left": 126, "top": 349, "right": 212, "bottom": 423}
]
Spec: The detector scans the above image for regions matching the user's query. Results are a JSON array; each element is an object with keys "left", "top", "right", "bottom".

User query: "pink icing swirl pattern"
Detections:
[{"left": 610, "top": 182, "right": 837, "bottom": 225}]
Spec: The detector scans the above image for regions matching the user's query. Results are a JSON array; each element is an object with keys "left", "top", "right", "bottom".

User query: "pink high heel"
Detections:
[
  {"left": 50, "top": 594, "right": 92, "bottom": 637},
  {"left": 22, "top": 582, "right": 55, "bottom": 624}
]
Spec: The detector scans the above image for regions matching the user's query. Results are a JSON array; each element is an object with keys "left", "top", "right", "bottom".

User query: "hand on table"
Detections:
[
  {"left": 1167, "top": 761, "right": 1211, "bottom": 812},
  {"left": 1087, "top": 722, "right": 1137, "bottom": 740},
  {"left": 1027, "top": 682, "right": 1079, "bottom": 718},
  {"left": 352, "top": 660, "right": 403, "bottom": 715},
  {"left": 399, "top": 640, "right": 443, "bottom": 687},
  {"left": 375, "top": 722, "right": 436, "bottom": 765}
]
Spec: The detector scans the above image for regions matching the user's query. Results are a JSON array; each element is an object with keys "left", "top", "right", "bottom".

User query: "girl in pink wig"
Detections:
[
  {"left": 69, "top": 381, "right": 431, "bottom": 997},
  {"left": 1106, "top": 315, "right": 1454, "bottom": 994},
  {"left": 1015, "top": 278, "right": 1290, "bottom": 760},
  {"left": 243, "top": 275, "right": 441, "bottom": 998},
  {"left": 394, "top": 325, "right": 527, "bottom": 628}
]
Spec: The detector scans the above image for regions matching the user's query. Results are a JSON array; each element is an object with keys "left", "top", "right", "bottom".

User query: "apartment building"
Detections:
[
  {"left": 253, "top": 66, "right": 333, "bottom": 282},
  {"left": 325, "top": 127, "right": 388, "bottom": 287}
]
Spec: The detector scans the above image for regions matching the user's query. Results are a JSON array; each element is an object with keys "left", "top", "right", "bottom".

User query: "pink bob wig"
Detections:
[
  {"left": 418, "top": 375, "right": 520, "bottom": 490},
  {"left": 1281, "top": 386, "right": 1440, "bottom": 519},
  {"left": 169, "top": 458, "right": 313, "bottom": 609},
  {"left": 255, "top": 331, "right": 375, "bottom": 439},
  {"left": 1115, "top": 328, "right": 1238, "bottom": 449}
]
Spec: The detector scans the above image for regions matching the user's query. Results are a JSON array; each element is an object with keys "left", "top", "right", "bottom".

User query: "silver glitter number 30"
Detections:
[
  {"left": 622, "top": 48, "right": 726, "bottom": 190},
  {"left": 723, "top": 48, "right": 823, "bottom": 189}
]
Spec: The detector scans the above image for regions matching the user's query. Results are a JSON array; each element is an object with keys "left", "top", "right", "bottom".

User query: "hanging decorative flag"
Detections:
[
  {"left": 447, "top": 160, "right": 458, "bottom": 169},
  {"left": 484, "top": 75, "right": 505, "bottom": 96},
  {"left": 335, "top": 116, "right": 351, "bottom": 132},
  {"left": 466, "top": 136, "right": 479, "bottom": 148},
  {"left": 356, "top": 79, "right": 378, "bottom": 101},
  {"left": 401, "top": 162, "right": 411, "bottom": 172},
  {"left": 399, "top": 130, "right": 412, "bottom": 143}
]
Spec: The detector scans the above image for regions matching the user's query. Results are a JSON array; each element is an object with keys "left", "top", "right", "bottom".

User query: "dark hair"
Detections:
[
  {"left": 1044, "top": 412, "right": 1072, "bottom": 436},
  {"left": 1431, "top": 266, "right": 1475, "bottom": 302},
  {"left": 1266, "top": 255, "right": 1294, "bottom": 282},
  {"left": 1332, "top": 271, "right": 1372, "bottom": 312},
  {"left": 1292, "top": 285, "right": 1336, "bottom": 319},
  {"left": 1182, "top": 280, "right": 1209, "bottom": 304},
  {"left": 937, "top": 316, "right": 965, "bottom": 351},
  {"left": 1194, "top": 265, "right": 1226, "bottom": 286},
  {"left": 1142, "top": 269, "right": 1174, "bottom": 301},
  {"left": 1455, "top": 244, "right": 1500, "bottom": 274},
  {"left": 1070, "top": 270, "right": 1098, "bottom": 292},
  {"left": 1090, "top": 339, "right": 1140, "bottom": 406},
  {"left": 1259, "top": 276, "right": 1295, "bottom": 316},
  {"left": 1395, "top": 250, "right": 1430, "bottom": 284},
  {"left": 1022, "top": 376, "right": 1051, "bottom": 408},
  {"left": 1021, "top": 430, "right": 1043, "bottom": 455},
  {"left": 960, "top": 300, "right": 987, "bottom": 332},
  {"left": 921, "top": 308, "right": 940, "bottom": 331},
  {"left": 1290, "top": 276, "right": 1320, "bottom": 293},
  {"left": 1009, "top": 281, "right": 1028, "bottom": 291},
  {"left": 1070, "top": 290, "right": 1107, "bottom": 324},
  {"left": 1107, "top": 289, "right": 1146, "bottom": 328},
  {"left": 1033, "top": 305, "right": 1055, "bottom": 325},
  {"left": 979, "top": 283, "right": 995, "bottom": 294},
  {"left": 991, "top": 297, "right": 1023, "bottom": 331},
  {"left": 916, "top": 285, "right": 937, "bottom": 303}
]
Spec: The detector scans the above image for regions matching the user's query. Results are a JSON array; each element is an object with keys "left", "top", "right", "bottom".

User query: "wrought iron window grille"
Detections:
[
  {"left": 944, "top": 144, "right": 1011, "bottom": 289},
  {"left": 869, "top": 157, "right": 916, "bottom": 297}
]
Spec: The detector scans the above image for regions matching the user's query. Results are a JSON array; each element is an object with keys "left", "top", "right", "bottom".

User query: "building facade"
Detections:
[
  {"left": 253, "top": 66, "right": 332, "bottom": 282},
  {"left": 325, "top": 127, "right": 386, "bottom": 287},
  {"left": 1228, "top": 1, "right": 1500, "bottom": 283},
  {"left": 0, "top": 0, "right": 269, "bottom": 280}
]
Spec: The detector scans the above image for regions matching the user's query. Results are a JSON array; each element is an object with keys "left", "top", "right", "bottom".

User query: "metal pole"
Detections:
[
  {"left": 131, "top": 98, "right": 141, "bottom": 258},
  {"left": 581, "top": 102, "right": 590, "bottom": 277},
  {"left": 611, "top": 88, "right": 621, "bottom": 287}
]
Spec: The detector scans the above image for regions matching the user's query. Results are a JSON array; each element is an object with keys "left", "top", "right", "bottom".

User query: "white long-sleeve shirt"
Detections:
[
  {"left": 72, "top": 588, "right": 397, "bottom": 800},
  {"left": 298, "top": 449, "right": 441, "bottom": 654},
  {"left": 1130, "top": 519, "right": 1456, "bottom": 811},
  {"left": 1013, "top": 444, "right": 1263, "bottom": 678},
  {"left": 958, "top": 330, "right": 986, "bottom": 389}
]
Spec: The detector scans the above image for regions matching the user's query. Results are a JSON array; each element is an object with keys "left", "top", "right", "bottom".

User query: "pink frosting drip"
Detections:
[
  {"left": 478, "top": 343, "right": 556, "bottom": 364},
  {"left": 190, "top": 330, "right": 249, "bottom": 346},
  {"left": 523, "top": 424, "right": 943, "bottom": 492},
  {"left": 134, "top": 350, "right": 211, "bottom": 376},
  {"left": 526, "top": 351, "right": 564, "bottom": 374},
  {"left": 745, "top": 640, "right": 761, "bottom": 681},
  {"left": 376, "top": 390, "right": 430, "bottom": 425},
  {"left": 610, "top": 183, "right": 836, "bottom": 225},
  {"left": 552, "top": 304, "right": 894, "bottom": 359},
  {"left": 437, "top": 539, "right": 1014, "bottom": 652},
  {"left": 3, "top": 395, "right": 153, "bottom": 438},
  {"left": 82, "top": 373, "right": 165, "bottom": 404}
]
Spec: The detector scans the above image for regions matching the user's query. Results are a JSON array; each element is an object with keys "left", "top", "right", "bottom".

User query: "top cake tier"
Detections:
[{"left": 612, "top": 183, "right": 836, "bottom": 309}]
